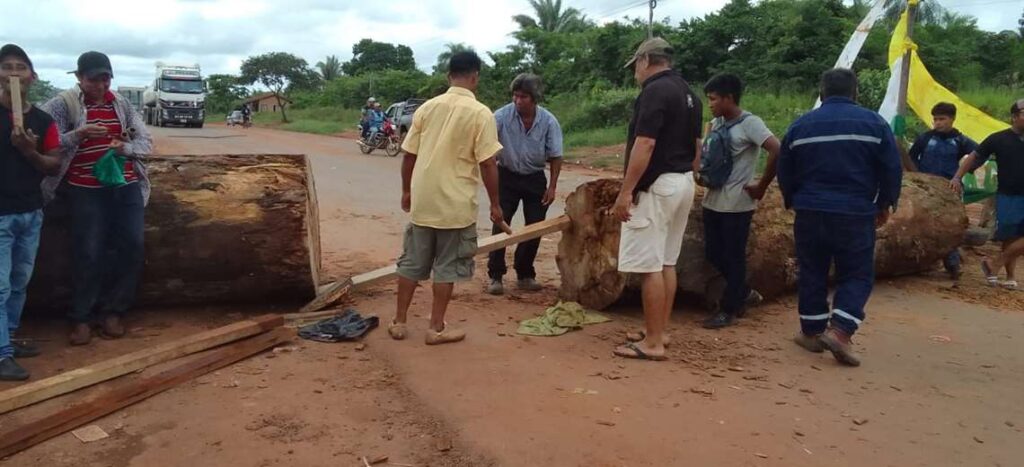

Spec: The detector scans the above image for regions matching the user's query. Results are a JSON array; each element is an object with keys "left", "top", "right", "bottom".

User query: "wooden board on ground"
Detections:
[
  {"left": 298, "top": 215, "right": 572, "bottom": 314},
  {"left": 0, "top": 327, "right": 293, "bottom": 459},
  {"left": 29, "top": 154, "right": 321, "bottom": 309},
  {"left": 10, "top": 77, "right": 23, "bottom": 128},
  {"left": 0, "top": 314, "right": 283, "bottom": 415}
]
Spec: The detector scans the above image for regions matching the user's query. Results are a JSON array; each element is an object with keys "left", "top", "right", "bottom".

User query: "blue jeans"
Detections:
[
  {"left": 0, "top": 210, "right": 44, "bottom": 358},
  {"left": 703, "top": 209, "right": 754, "bottom": 314},
  {"left": 68, "top": 184, "right": 145, "bottom": 324},
  {"left": 794, "top": 210, "right": 876, "bottom": 336}
]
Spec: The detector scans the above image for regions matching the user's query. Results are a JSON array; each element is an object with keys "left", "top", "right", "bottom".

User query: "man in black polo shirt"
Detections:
[
  {"left": 0, "top": 44, "right": 62, "bottom": 381},
  {"left": 952, "top": 99, "right": 1024, "bottom": 290},
  {"left": 612, "top": 38, "right": 703, "bottom": 361}
]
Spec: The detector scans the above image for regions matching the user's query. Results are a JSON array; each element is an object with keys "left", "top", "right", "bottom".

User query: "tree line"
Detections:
[{"left": 206, "top": 0, "right": 1024, "bottom": 121}]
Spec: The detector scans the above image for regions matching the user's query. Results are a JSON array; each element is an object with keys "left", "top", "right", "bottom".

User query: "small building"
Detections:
[{"left": 244, "top": 92, "right": 292, "bottom": 113}]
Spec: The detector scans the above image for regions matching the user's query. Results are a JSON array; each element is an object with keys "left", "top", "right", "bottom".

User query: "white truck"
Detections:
[
  {"left": 116, "top": 86, "right": 146, "bottom": 115},
  {"left": 143, "top": 63, "right": 206, "bottom": 128}
]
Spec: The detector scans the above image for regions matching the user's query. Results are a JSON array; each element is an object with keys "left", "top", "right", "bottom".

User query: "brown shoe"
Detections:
[
  {"left": 69, "top": 323, "right": 92, "bottom": 346},
  {"left": 819, "top": 328, "right": 861, "bottom": 367},
  {"left": 387, "top": 320, "right": 407, "bottom": 340},
  {"left": 99, "top": 315, "right": 126, "bottom": 339},
  {"left": 793, "top": 332, "right": 825, "bottom": 353},
  {"left": 425, "top": 324, "right": 466, "bottom": 346}
]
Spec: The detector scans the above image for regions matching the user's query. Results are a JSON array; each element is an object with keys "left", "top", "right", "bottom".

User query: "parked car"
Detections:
[
  {"left": 384, "top": 98, "right": 425, "bottom": 140},
  {"left": 226, "top": 110, "right": 244, "bottom": 126}
]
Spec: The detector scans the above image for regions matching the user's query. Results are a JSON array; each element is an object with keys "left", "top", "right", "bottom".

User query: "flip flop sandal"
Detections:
[
  {"left": 625, "top": 331, "right": 671, "bottom": 347},
  {"left": 980, "top": 260, "right": 999, "bottom": 286},
  {"left": 999, "top": 280, "right": 1020, "bottom": 291},
  {"left": 613, "top": 342, "right": 667, "bottom": 361}
]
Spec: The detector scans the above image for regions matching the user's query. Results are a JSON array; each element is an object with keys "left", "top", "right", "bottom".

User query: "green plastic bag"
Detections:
[{"left": 92, "top": 149, "right": 127, "bottom": 187}]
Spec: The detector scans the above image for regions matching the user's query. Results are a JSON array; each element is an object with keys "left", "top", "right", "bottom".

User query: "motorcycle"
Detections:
[{"left": 358, "top": 119, "right": 401, "bottom": 157}]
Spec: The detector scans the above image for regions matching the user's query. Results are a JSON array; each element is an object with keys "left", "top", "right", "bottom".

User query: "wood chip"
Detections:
[
  {"left": 852, "top": 418, "right": 868, "bottom": 426},
  {"left": 367, "top": 454, "right": 389, "bottom": 464},
  {"left": 778, "top": 382, "right": 795, "bottom": 389},
  {"left": 596, "top": 420, "right": 616, "bottom": 427},
  {"left": 728, "top": 366, "right": 744, "bottom": 372},
  {"left": 973, "top": 436, "right": 984, "bottom": 444},
  {"left": 799, "top": 388, "right": 814, "bottom": 394},
  {"left": 754, "top": 453, "right": 769, "bottom": 459},
  {"left": 889, "top": 385, "right": 903, "bottom": 392},
  {"left": 71, "top": 425, "right": 109, "bottom": 443},
  {"left": 355, "top": 343, "right": 367, "bottom": 351}
]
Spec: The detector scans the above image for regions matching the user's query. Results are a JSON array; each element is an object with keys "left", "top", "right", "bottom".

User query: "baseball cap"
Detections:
[
  {"left": 1012, "top": 98, "right": 1024, "bottom": 115},
  {"left": 0, "top": 44, "right": 34, "bottom": 72},
  {"left": 75, "top": 51, "right": 114, "bottom": 79},
  {"left": 623, "top": 37, "right": 674, "bottom": 69}
]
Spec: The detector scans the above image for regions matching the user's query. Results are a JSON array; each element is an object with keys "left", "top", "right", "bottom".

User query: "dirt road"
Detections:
[{"left": 4, "top": 125, "right": 1022, "bottom": 467}]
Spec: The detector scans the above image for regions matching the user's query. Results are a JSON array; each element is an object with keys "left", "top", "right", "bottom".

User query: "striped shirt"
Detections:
[{"left": 67, "top": 91, "right": 136, "bottom": 188}]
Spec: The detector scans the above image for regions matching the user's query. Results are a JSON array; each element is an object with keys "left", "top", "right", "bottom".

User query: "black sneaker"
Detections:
[
  {"left": 0, "top": 357, "right": 29, "bottom": 381},
  {"left": 12, "top": 340, "right": 41, "bottom": 359},
  {"left": 702, "top": 311, "right": 736, "bottom": 329}
]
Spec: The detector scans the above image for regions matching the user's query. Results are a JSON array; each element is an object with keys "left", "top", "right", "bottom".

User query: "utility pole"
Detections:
[
  {"left": 894, "top": 0, "right": 919, "bottom": 171},
  {"left": 896, "top": 0, "right": 917, "bottom": 127},
  {"left": 648, "top": 0, "right": 657, "bottom": 38}
]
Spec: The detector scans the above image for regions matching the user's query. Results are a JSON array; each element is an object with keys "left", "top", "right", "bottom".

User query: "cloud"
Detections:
[{"left": 3, "top": 0, "right": 1016, "bottom": 92}]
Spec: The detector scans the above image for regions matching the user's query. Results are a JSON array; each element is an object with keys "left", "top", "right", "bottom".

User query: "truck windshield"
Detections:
[{"left": 160, "top": 79, "right": 204, "bottom": 94}]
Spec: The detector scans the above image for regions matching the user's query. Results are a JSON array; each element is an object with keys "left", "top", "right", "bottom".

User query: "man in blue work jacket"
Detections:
[{"left": 778, "top": 68, "right": 902, "bottom": 367}]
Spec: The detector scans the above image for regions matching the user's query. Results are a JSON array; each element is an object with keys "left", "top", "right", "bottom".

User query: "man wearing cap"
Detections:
[
  {"left": 486, "top": 73, "right": 563, "bottom": 296},
  {"left": 612, "top": 38, "right": 703, "bottom": 361},
  {"left": 952, "top": 99, "right": 1024, "bottom": 290},
  {"left": 40, "top": 51, "right": 152, "bottom": 346},
  {"left": 0, "top": 44, "right": 62, "bottom": 380}
]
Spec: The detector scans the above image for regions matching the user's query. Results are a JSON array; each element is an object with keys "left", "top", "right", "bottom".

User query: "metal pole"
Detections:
[
  {"left": 648, "top": 0, "right": 657, "bottom": 38},
  {"left": 896, "top": 0, "right": 917, "bottom": 118}
]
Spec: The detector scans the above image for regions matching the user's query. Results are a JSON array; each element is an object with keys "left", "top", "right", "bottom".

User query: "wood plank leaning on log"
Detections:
[
  {"left": 0, "top": 315, "right": 283, "bottom": 415},
  {"left": 0, "top": 327, "right": 292, "bottom": 459},
  {"left": 296, "top": 215, "right": 573, "bottom": 315}
]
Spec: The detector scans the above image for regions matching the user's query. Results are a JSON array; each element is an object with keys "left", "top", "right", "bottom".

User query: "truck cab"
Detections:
[{"left": 143, "top": 63, "right": 206, "bottom": 128}]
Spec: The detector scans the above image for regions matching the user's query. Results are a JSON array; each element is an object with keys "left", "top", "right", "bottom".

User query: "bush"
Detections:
[{"left": 555, "top": 88, "right": 636, "bottom": 132}]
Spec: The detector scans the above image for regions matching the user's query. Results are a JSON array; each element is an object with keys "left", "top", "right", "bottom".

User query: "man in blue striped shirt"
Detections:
[
  {"left": 486, "top": 73, "right": 563, "bottom": 295},
  {"left": 778, "top": 68, "right": 902, "bottom": 367}
]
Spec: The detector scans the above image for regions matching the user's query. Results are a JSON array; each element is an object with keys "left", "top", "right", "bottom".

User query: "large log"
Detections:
[
  {"left": 28, "top": 154, "right": 321, "bottom": 309},
  {"left": 557, "top": 173, "right": 968, "bottom": 310}
]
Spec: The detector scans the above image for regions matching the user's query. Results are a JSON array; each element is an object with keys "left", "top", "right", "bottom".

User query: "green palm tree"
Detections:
[
  {"left": 882, "top": 0, "right": 946, "bottom": 24},
  {"left": 315, "top": 55, "right": 343, "bottom": 81},
  {"left": 434, "top": 43, "right": 476, "bottom": 74},
  {"left": 512, "top": 0, "right": 589, "bottom": 33}
]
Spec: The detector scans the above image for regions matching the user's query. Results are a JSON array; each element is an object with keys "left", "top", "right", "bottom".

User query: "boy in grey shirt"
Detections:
[{"left": 699, "top": 74, "right": 781, "bottom": 329}]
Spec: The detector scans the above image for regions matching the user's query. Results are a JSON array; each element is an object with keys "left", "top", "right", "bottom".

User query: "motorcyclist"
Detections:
[
  {"left": 367, "top": 102, "right": 387, "bottom": 142},
  {"left": 240, "top": 104, "right": 252, "bottom": 127},
  {"left": 360, "top": 97, "right": 377, "bottom": 138}
]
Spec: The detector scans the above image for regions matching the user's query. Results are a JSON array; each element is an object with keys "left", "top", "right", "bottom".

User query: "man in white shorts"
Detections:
[{"left": 612, "top": 38, "right": 703, "bottom": 361}]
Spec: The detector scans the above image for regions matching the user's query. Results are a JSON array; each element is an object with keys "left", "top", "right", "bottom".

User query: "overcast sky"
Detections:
[{"left": 2, "top": 0, "right": 1020, "bottom": 91}]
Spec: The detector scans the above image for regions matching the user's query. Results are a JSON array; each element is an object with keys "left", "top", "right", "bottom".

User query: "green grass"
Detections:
[
  {"left": 559, "top": 86, "right": 1021, "bottom": 171},
  {"left": 565, "top": 125, "right": 626, "bottom": 151},
  {"left": 251, "top": 106, "right": 362, "bottom": 135}
]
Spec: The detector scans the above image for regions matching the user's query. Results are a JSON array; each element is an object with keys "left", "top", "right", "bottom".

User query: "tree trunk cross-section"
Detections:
[
  {"left": 557, "top": 173, "right": 967, "bottom": 310},
  {"left": 28, "top": 154, "right": 321, "bottom": 309}
]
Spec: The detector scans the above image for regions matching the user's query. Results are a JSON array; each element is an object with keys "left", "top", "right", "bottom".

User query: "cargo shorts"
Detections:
[{"left": 396, "top": 223, "right": 478, "bottom": 283}]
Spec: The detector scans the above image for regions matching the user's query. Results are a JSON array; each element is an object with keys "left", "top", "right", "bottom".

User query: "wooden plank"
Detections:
[
  {"left": 0, "top": 314, "right": 283, "bottom": 415},
  {"left": 0, "top": 327, "right": 292, "bottom": 459},
  {"left": 9, "top": 77, "right": 23, "bottom": 129},
  {"left": 298, "top": 215, "right": 571, "bottom": 313}
]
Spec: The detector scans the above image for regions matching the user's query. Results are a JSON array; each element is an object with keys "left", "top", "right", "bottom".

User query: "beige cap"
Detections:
[{"left": 623, "top": 37, "right": 674, "bottom": 69}]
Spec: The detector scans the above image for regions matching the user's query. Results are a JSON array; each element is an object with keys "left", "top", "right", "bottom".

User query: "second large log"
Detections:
[
  {"left": 28, "top": 154, "right": 321, "bottom": 309},
  {"left": 557, "top": 173, "right": 968, "bottom": 310}
]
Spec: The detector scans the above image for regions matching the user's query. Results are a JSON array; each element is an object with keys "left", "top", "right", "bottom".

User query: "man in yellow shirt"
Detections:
[{"left": 389, "top": 51, "right": 504, "bottom": 345}]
